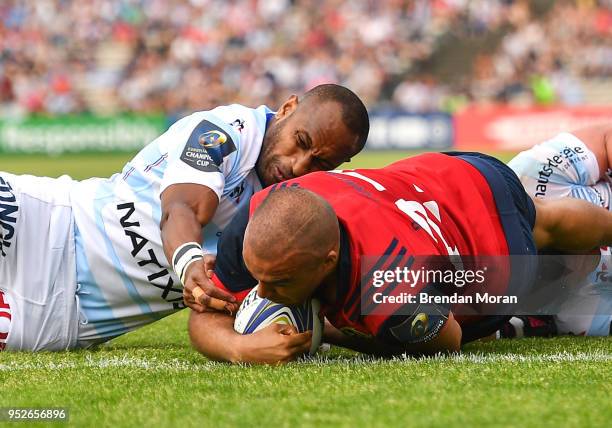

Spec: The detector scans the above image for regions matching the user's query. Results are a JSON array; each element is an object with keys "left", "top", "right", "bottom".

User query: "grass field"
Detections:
[{"left": 1, "top": 151, "right": 611, "bottom": 428}]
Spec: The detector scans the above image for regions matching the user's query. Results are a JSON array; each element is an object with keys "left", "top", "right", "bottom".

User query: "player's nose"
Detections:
[
  {"left": 291, "top": 153, "right": 312, "bottom": 177},
  {"left": 257, "top": 284, "right": 273, "bottom": 300}
]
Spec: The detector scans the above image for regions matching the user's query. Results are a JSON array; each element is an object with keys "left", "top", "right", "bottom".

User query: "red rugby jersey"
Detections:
[{"left": 213, "top": 153, "right": 517, "bottom": 345}]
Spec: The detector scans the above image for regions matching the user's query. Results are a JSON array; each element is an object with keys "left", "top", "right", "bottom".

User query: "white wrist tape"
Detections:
[{"left": 172, "top": 242, "right": 205, "bottom": 285}]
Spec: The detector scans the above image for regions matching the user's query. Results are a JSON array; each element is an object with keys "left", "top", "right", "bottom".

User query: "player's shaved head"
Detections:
[
  {"left": 300, "top": 84, "right": 369, "bottom": 152},
  {"left": 245, "top": 187, "right": 339, "bottom": 262},
  {"left": 243, "top": 186, "right": 341, "bottom": 305}
]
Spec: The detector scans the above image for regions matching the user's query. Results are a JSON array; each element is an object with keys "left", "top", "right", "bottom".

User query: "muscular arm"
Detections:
[
  {"left": 161, "top": 184, "right": 236, "bottom": 310},
  {"left": 188, "top": 310, "right": 243, "bottom": 363},
  {"left": 324, "top": 313, "right": 462, "bottom": 357},
  {"left": 188, "top": 311, "right": 312, "bottom": 364},
  {"left": 571, "top": 125, "right": 612, "bottom": 178},
  {"left": 533, "top": 197, "right": 612, "bottom": 251},
  {"left": 160, "top": 183, "right": 219, "bottom": 261}
]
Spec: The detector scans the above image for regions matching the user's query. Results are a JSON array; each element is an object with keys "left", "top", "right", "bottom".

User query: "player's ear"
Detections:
[
  {"left": 323, "top": 249, "right": 339, "bottom": 272},
  {"left": 276, "top": 95, "right": 298, "bottom": 121}
]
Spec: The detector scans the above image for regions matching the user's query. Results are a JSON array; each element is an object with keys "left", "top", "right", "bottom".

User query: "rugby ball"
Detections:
[{"left": 233, "top": 286, "right": 323, "bottom": 355}]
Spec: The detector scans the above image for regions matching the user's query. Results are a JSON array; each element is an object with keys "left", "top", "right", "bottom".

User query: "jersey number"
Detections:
[{"left": 331, "top": 170, "right": 462, "bottom": 266}]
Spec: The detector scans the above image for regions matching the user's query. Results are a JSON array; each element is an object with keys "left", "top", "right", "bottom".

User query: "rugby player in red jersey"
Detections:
[{"left": 188, "top": 152, "right": 612, "bottom": 363}]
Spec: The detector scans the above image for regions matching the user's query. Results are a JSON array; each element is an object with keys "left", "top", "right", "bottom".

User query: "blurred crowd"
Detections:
[
  {"left": 1, "top": 0, "right": 611, "bottom": 118},
  {"left": 466, "top": 0, "right": 612, "bottom": 106}
]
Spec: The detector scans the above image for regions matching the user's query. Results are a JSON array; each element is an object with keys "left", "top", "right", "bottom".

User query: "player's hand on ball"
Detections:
[
  {"left": 242, "top": 323, "right": 312, "bottom": 364},
  {"left": 183, "top": 255, "right": 238, "bottom": 313}
]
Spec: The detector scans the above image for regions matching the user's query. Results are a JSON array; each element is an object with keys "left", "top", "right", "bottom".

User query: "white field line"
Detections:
[
  {"left": 0, "top": 351, "right": 611, "bottom": 371},
  {"left": 308, "top": 350, "right": 612, "bottom": 365},
  {"left": 0, "top": 355, "right": 215, "bottom": 372},
  {"left": 424, "top": 350, "right": 612, "bottom": 364}
]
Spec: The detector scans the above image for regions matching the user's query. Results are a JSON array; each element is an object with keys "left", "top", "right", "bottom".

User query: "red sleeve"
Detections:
[{"left": 212, "top": 273, "right": 252, "bottom": 303}]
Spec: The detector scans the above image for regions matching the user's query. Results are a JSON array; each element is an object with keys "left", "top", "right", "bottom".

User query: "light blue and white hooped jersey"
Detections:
[
  {"left": 508, "top": 132, "right": 612, "bottom": 210},
  {"left": 509, "top": 132, "right": 612, "bottom": 335},
  {"left": 71, "top": 104, "right": 273, "bottom": 346}
]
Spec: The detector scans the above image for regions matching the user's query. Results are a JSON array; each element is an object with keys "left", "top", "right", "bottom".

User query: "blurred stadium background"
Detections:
[{"left": 1, "top": 0, "right": 612, "bottom": 159}]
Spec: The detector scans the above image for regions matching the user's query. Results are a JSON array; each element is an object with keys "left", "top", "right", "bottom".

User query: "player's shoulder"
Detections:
[
  {"left": 206, "top": 104, "right": 272, "bottom": 148},
  {"left": 508, "top": 132, "right": 598, "bottom": 183},
  {"left": 510, "top": 132, "right": 590, "bottom": 164},
  {"left": 208, "top": 104, "right": 273, "bottom": 174},
  {"left": 162, "top": 105, "right": 271, "bottom": 177},
  {"left": 170, "top": 104, "right": 271, "bottom": 147}
]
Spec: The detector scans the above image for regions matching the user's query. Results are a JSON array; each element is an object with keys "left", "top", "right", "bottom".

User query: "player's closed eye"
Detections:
[
  {"left": 296, "top": 132, "right": 310, "bottom": 150},
  {"left": 264, "top": 278, "right": 290, "bottom": 288},
  {"left": 316, "top": 158, "right": 335, "bottom": 170}
]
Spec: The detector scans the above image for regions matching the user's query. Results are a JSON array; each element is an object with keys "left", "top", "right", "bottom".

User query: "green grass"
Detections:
[
  {"left": 1, "top": 151, "right": 610, "bottom": 428},
  {"left": 1, "top": 152, "right": 133, "bottom": 179},
  {"left": 2, "top": 311, "right": 611, "bottom": 428}
]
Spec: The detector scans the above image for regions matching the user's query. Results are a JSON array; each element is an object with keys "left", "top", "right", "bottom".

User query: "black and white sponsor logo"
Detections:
[
  {"left": 0, "top": 176, "right": 18, "bottom": 258},
  {"left": 228, "top": 181, "right": 246, "bottom": 204},
  {"left": 231, "top": 118, "right": 245, "bottom": 132},
  {"left": 534, "top": 145, "right": 587, "bottom": 198},
  {"left": 180, "top": 120, "right": 237, "bottom": 173},
  {"left": 117, "top": 202, "right": 185, "bottom": 310}
]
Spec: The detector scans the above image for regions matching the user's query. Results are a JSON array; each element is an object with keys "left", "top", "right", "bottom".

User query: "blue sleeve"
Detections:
[{"left": 214, "top": 201, "right": 258, "bottom": 292}]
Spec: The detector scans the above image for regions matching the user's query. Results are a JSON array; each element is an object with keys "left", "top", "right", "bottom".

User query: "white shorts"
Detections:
[
  {"left": 509, "top": 134, "right": 612, "bottom": 335},
  {"left": 554, "top": 248, "right": 612, "bottom": 336},
  {"left": 0, "top": 172, "right": 80, "bottom": 351}
]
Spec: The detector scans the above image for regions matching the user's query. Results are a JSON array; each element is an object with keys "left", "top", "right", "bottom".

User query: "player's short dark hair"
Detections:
[{"left": 302, "top": 84, "right": 370, "bottom": 151}]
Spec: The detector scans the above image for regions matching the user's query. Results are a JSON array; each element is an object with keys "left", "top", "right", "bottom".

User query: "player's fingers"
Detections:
[
  {"left": 192, "top": 286, "right": 205, "bottom": 302},
  {"left": 203, "top": 255, "right": 216, "bottom": 272},
  {"left": 292, "top": 337, "right": 312, "bottom": 356},
  {"left": 185, "top": 300, "right": 205, "bottom": 313},
  {"left": 287, "top": 330, "right": 312, "bottom": 347},
  {"left": 277, "top": 324, "right": 299, "bottom": 335},
  {"left": 196, "top": 291, "right": 211, "bottom": 307},
  {"left": 204, "top": 283, "right": 237, "bottom": 303},
  {"left": 193, "top": 287, "right": 228, "bottom": 311},
  {"left": 224, "top": 302, "right": 239, "bottom": 316},
  {"left": 283, "top": 335, "right": 311, "bottom": 360},
  {"left": 183, "top": 286, "right": 193, "bottom": 297},
  {"left": 207, "top": 297, "right": 228, "bottom": 311},
  {"left": 183, "top": 291, "right": 195, "bottom": 307},
  {"left": 192, "top": 303, "right": 206, "bottom": 313}
]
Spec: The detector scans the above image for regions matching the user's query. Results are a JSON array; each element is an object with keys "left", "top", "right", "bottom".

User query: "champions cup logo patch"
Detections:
[
  {"left": 181, "top": 120, "right": 236, "bottom": 173},
  {"left": 411, "top": 313, "right": 428, "bottom": 338},
  {"left": 198, "top": 130, "right": 227, "bottom": 149},
  {"left": 388, "top": 305, "right": 446, "bottom": 345}
]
